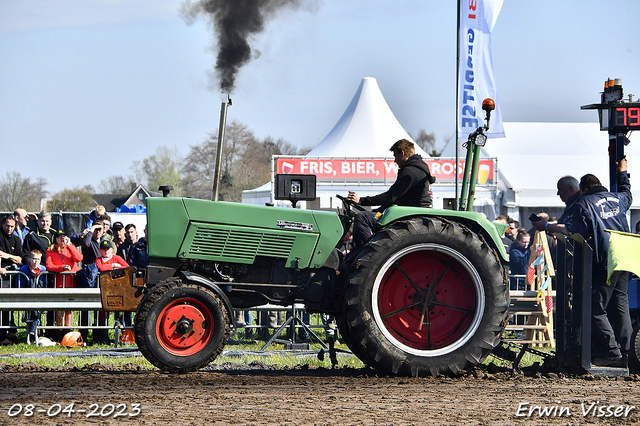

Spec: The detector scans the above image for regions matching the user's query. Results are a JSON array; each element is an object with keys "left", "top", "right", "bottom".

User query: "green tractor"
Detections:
[{"left": 129, "top": 100, "right": 510, "bottom": 376}]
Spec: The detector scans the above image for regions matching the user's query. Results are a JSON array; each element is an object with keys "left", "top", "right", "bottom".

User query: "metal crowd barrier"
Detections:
[{"left": 0, "top": 270, "right": 132, "bottom": 346}]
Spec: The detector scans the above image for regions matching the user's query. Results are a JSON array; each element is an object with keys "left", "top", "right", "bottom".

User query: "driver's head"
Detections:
[
  {"left": 390, "top": 139, "right": 415, "bottom": 168},
  {"left": 390, "top": 139, "right": 415, "bottom": 157}
]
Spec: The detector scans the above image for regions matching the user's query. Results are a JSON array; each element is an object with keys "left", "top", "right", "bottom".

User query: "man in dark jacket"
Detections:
[
  {"left": 23, "top": 211, "right": 61, "bottom": 336},
  {"left": 23, "top": 210, "right": 59, "bottom": 265},
  {"left": 127, "top": 226, "right": 148, "bottom": 269},
  {"left": 82, "top": 223, "right": 106, "bottom": 266},
  {"left": 0, "top": 215, "right": 23, "bottom": 274},
  {"left": 556, "top": 176, "right": 581, "bottom": 224},
  {"left": 347, "top": 139, "right": 435, "bottom": 248},
  {"left": 565, "top": 158, "right": 632, "bottom": 367},
  {"left": 0, "top": 215, "right": 24, "bottom": 344}
]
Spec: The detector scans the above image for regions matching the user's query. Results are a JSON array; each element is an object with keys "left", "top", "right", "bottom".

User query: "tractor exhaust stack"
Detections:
[{"left": 212, "top": 95, "right": 232, "bottom": 201}]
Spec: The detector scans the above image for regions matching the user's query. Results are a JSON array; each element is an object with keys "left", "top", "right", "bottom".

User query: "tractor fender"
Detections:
[
  {"left": 377, "top": 206, "right": 509, "bottom": 262},
  {"left": 176, "top": 270, "right": 235, "bottom": 326}
]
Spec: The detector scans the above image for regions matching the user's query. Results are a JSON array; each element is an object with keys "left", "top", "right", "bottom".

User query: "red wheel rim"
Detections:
[
  {"left": 156, "top": 298, "right": 213, "bottom": 356},
  {"left": 374, "top": 246, "right": 481, "bottom": 354}
]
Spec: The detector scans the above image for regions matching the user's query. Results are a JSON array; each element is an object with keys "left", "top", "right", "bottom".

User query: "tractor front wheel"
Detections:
[{"left": 135, "top": 278, "right": 230, "bottom": 373}]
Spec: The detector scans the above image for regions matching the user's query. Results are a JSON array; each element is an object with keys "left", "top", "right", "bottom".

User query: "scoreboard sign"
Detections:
[
  {"left": 606, "top": 104, "right": 640, "bottom": 131},
  {"left": 276, "top": 157, "right": 495, "bottom": 185},
  {"left": 581, "top": 79, "right": 640, "bottom": 132}
]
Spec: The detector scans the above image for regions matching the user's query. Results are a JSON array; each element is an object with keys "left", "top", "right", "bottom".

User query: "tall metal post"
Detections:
[
  {"left": 455, "top": 0, "right": 461, "bottom": 208},
  {"left": 212, "top": 96, "right": 232, "bottom": 201},
  {"left": 458, "top": 142, "right": 474, "bottom": 211},
  {"left": 465, "top": 144, "right": 482, "bottom": 211},
  {"left": 609, "top": 132, "right": 625, "bottom": 192}
]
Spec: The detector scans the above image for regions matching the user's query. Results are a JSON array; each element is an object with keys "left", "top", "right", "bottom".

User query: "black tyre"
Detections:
[
  {"left": 135, "top": 277, "right": 230, "bottom": 373},
  {"left": 630, "top": 322, "right": 640, "bottom": 374},
  {"left": 341, "top": 217, "right": 509, "bottom": 377}
]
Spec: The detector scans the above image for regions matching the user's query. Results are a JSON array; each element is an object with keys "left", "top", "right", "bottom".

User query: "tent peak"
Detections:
[{"left": 307, "top": 77, "right": 427, "bottom": 158}]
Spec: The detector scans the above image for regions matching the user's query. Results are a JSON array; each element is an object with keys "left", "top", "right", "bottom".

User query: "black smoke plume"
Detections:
[{"left": 181, "top": 0, "right": 308, "bottom": 94}]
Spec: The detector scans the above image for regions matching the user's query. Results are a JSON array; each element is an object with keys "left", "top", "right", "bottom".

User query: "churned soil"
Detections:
[{"left": 1, "top": 362, "right": 640, "bottom": 425}]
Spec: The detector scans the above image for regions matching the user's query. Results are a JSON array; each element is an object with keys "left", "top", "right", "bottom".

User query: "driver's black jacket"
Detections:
[{"left": 358, "top": 154, "right": 435, "bottom": 211}]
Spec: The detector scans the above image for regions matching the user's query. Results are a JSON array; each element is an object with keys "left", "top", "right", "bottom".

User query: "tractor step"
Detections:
[
  {"left": 502, "top": 339, "right": 553, "bottom": 344},
  {"left": 505, "top": 325, "right": 549, "bottom": 330}
]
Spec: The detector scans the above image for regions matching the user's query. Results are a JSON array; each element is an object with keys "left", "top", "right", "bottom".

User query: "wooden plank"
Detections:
[{"left": 505, "top": 325, "right": 549, "bottom": 330}]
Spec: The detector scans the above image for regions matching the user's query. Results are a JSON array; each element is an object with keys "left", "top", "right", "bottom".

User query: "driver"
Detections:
[{"left": 347, "top": 139, "right": 435, "bottom": 249}]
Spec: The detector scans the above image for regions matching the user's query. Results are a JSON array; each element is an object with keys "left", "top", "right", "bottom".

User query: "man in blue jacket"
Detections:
[{"left": 565, "top": 158, "right": 632, "bottom": 367}]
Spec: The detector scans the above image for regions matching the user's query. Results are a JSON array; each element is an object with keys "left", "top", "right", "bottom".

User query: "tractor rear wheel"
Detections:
[
  {"left": 630, "top": 322, "right": 640, "bottom": 374},
  {"left": 341, "top": 216, "right": 509, "bottom": 377},
  {"left": 135, "top": 277, "right": 230, "bottom": 373}
]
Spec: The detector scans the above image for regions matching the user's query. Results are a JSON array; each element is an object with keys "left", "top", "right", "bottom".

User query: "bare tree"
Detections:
[
  {"left": 220, "top": 120, "right": 259, "bottom": 176},
  {"left": 411, "top": 129, "right": 440, "bottom": 157},
  {"left": 0, "top": 171, "right": 47, "bottom": 212},
  {"left": 181, "top": 132, "right": 218, "bottom": 200},
  {"left": 263, "top": 136, "right": 310, "bottom": 156},
  {"left": 141, "top": 146, "right": 183, "bottom": 195},
  {"left": 98, "top": 175, "right": 135, "bottom": 194},
  {"left": 181, "top": 120, "right": 261, "bottom": 201},
  {"left": 131, "top": 160, "right": 145, "bottom": 188},
  {"left": 181, "top": 121, "right": 306, "bottom": 202},
  {"left": 47, "top": 186, "right": 96, "bottom": 212}
]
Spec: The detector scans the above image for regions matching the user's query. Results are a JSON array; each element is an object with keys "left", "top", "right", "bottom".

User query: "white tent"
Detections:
[
  {"left": 442, "top": 122, "right": 640, "bottom": 227},
  {"left": 307, "top": 77, "right": 428, "bottom": 157},
  {"left": 243, "top": 77, "right": 429, "bottom": 207}
]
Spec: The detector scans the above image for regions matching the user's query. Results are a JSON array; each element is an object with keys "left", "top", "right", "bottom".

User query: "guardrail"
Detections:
[
  {"left": 1, "top": 270, "right": 547, "bottom": 347},
  {"left": 0, "top": 270, "right": 131, "bottom": 347}
]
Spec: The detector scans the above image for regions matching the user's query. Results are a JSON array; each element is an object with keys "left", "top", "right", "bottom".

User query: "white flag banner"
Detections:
[{"left": 457, "top": 0, "right": 505, "bottom": 139}]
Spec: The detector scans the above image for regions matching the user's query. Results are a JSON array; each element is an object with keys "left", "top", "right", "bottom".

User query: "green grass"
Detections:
[
  {"left": 484, "top": 330, "right": 555, "bottom": 369},
  {"left": 0, "top": 326, "right": 364, "bottom": 370},
  {"left": 1, "top": 315, "right": 551, "bottom": 371}
]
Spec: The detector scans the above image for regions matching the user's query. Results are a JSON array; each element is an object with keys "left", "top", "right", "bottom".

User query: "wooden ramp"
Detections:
[{"left": 504, "top": 230, "right": 555, "bottom": 347}]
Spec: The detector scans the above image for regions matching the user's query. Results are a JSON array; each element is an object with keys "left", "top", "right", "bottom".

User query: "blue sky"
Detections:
[{"left": 1, "top": 0, "right": 639, "bottom": 194}]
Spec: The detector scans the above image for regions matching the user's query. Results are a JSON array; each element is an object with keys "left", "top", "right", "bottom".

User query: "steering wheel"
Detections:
[{"left": 336, "top": 194, "right": 366, "bottom": 215}]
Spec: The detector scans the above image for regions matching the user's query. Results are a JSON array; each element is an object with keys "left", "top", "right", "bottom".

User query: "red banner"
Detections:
[{"left": 276, "top": 158, "right": 494, "bottom": 184}]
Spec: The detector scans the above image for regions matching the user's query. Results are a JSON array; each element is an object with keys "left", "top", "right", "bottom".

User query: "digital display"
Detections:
[{"left": 611, "top": 106, "right": 640, "bottom": 130}]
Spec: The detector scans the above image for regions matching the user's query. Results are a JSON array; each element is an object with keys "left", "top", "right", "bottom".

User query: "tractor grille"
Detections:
[{"left": 187, "top": 226, "right": 296, "bottom": 261}]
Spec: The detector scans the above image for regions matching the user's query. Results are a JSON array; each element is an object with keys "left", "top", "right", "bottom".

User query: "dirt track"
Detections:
[{"left": 1, "top": 362, "right": 640, "bottom": 425}]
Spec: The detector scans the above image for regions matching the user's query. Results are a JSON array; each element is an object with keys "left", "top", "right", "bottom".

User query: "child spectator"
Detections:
[
  {"left": 96, "top": 240, "right": 129, "bottom": 271},
  {"left": 509, "top": 228, "right": 531, "bottom": 275},
  {"left": 94, "top": 240, "right": 129, "bottom": 344},
  {"left": 17, "top": 250, "right": 47, "bottom": 343},
  {"left": 509, "top": 228, "right": 531, "bottom": 290},
  {"left": 86, "top": 205, "right": 106, "bottom": 229}
]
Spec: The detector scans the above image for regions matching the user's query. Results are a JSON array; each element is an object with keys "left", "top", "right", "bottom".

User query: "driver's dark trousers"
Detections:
[{"left": 353, "top": 210, "right": 379, "bottom": 249}]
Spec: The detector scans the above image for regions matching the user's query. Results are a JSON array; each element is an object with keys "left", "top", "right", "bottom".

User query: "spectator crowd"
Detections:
[
  {"left": 0, "top": 206, "right": 148, "bottom": 345},
  {"left": 499, "top": 161, "right": 638, "bottom": 367},
  {"left": 1, "top": 159, "right": 639, "bottom": 364}
]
